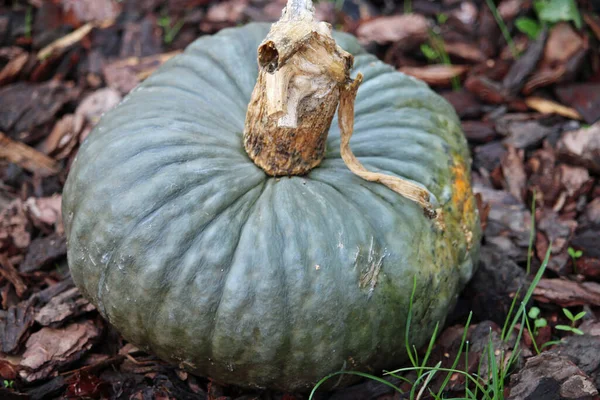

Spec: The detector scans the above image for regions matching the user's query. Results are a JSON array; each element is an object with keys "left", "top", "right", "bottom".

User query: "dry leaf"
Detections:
[
  {"left": 399, "top": 65, "right": 468, "bottom": 87},
  {"left": 357, "top": 14, "right": 429, "bottom": 45},
  {"left": 525, "top": 97, "right": 582, "bottom": 120}
]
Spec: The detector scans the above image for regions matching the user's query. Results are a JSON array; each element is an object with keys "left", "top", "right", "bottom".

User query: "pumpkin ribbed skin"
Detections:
[{"left": 62, "top": 23, "right": 481, "bottom": 392}]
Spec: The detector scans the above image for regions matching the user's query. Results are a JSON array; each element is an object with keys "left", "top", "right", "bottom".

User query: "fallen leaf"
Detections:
[
  {"left": 356, "top": 14, "right": 429, "bottom": 45},
  {"left": 399, "top": 65, "right": 468, "bottom": 87},
  {"left": 533, "top": 278, "right": 600, "bottom": 307},
  {"left": 103, "top": 51, "right": 181, "bottom": 94},
  {"left": 19, "top": 320, "right": 101, "bottom": 382},
  {"left": 38, "top": 114, "right": 85, "bottom": 160},
  {"left": 523, "top": 22, "right": 587, "bottom": 93},
  {"left": 525, "top": 96, "right": 582, "bottom": 120},
  {"left": 443, "top": 41, "right": 486, "bottom": 63},
  {"left": 0, "top": 132, "right": 60, "bottom": 177}
]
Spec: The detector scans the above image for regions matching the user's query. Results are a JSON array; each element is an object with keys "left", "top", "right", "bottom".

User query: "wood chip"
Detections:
[
  {"left": 533, "top": 278, "right": 600, "bottom": 307},
  {"left": 0, "top": 132, "right": 59, "bottom": 177},
  {"left": 20, "top": 233, "right": 67, "bottom": 273},
  {"left": 0, "top": 199, "right": 31, "bottom": 255},
  {"left": 35, "top": 287, "right": 95, "bottom": 327},
  {"left": 525, "top": 97, "right": 582, "bottom": 120},
  {"left": 0, "top": 254, "right": 27, "bottom": 298},
  {"left": 501, "top": 145, "right": 526, "bottom": 202},
  {"left": 556, "top": 122, "right": 600, "bottom": 174},
  {"left": 0, "top": 50, "right": 29, "bottom": 86},
  {"left": 399, "top": 64, "right": 468, "bottom": 87},
  {"left": 24, "top": 195, "right": 64, "bottom": 235},
  {"left": 0, "top": 300, "right": 35, "bottom": 354},
  {"left": 19, "top": 320, "right": 101, "bottom": 382}
]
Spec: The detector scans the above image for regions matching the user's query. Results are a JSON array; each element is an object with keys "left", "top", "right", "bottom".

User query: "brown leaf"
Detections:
[
  {"left": 103, "top": 51, "right": 181, "bottom": 94},
  {"left": 443, "top": 41, "right": 486, "bottom": 63},
  {"left": 0, "top": 254, "right": 27, "bottom": 298},
  {"left": 20, "top": 233, "right": 67, "bottom": 273},
  {"left": 35, "top": 287, "right": 95, "bottom": 326},
  {"left": 523, "top": 23, "right": 587, "bottom": 94},
  {"left": 38, "top": 114, "right": 85, "bottom": 160},
  {"left": 501, "top": 145, "right": 526, "bottom": 202},
  {"left": 464, "top": 75, "right": 506, "bottom": 104},
  {"left": 502, "top": 29, "right": 547, "bottom": 95},
  {"left": 556, "top": 122, "right": 600, "bottom": 174},
  {"left": 525, "top": 97, "right": 582, "bottom": 120},
  {"left": 533, "top": 278, "right": 600, "bottom": 307},
  {"left": 0, "top": 132, "right": 60, "bottom": 177},
  {"left": 24, "top": 194, "right": 63, "bottom": 235},
  {"left": 399, "top": 65, "right": 468, "bottom": 87},
  {"left": 19, "top": 320, "right": 101, "bottom": 382},
  {"left": 356, "top": 14, "right": 429, "bottom": 45}
]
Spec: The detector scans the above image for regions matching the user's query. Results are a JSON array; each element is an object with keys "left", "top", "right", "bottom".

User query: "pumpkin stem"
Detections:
[
  {"left": 243, "top": 0, "right": 353, "bottom": 176},
  {"left": 338, "top": 76, "right": 445, "bottom": 229}
]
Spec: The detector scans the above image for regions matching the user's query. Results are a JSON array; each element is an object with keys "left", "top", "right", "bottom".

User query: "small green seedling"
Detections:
[
  {"left": 515, "top": 0, "right": 582, "bottom": 39},
  {"left": 527, "top": 306, "right": 547, "bottom": 336},
  {"left": 555, "top": 308, "right": 586, "bottom": 335},
  {"left": 568, "top": 247, "right": 583, "bottom": 273},
  {"left": 158, "top": 15, "right": 185, "bottom": 45},
  {"left": 3, "top": 380, "right": 14, "bottom": 389}
]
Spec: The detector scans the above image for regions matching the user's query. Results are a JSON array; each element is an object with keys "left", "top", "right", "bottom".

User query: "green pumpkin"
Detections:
[{"left": 62, "top": 22, "right": 481, "bottom": 392}]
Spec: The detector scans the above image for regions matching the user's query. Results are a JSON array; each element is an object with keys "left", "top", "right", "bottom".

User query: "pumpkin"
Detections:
[{"left": 62, "top": 3, "right": 481, "bottom": 393}]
